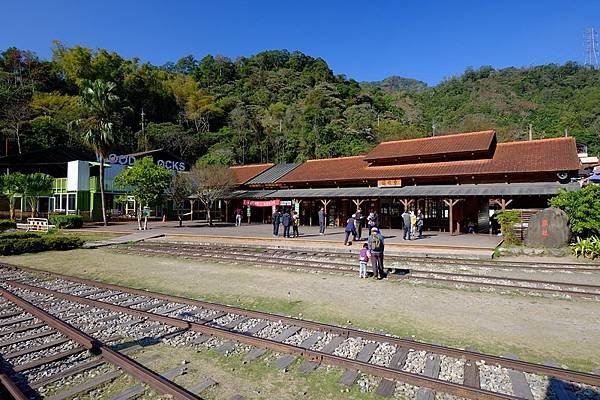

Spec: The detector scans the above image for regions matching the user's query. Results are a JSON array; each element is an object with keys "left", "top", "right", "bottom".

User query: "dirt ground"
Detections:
[{"left": 2, "top": 249, "right": 599, "bottom": 373}]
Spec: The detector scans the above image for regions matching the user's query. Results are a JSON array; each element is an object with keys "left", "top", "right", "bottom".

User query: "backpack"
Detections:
[{"left": 371, "top": 234, "right": 383, "bottom": 251}]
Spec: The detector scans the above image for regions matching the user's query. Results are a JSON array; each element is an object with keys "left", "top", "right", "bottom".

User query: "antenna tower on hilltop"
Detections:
[{"left": 585, "top": 28, "right": 599, "bottom": 68}]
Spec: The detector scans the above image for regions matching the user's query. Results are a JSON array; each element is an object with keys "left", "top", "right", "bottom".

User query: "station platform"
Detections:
[{"left": 76, "top": 221, "right": 503, "bottom": 259}]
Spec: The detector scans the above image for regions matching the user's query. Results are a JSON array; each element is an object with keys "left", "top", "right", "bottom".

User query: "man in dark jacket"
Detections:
[
  {"left": 401, "top": 210, "right": 411, "bottom": 240},
  {"left": 318, "top": 207, "right": 326, "bottom": 235},
  {"left": 282, "top": 209, "right": 292, "bottom": 238},
  {"left": 416, "top": 209, "right": 424, "bottom": 239},
  {"left": 367, "top": 227, "right": 385, "bottom": 279},
  {"left": 355, "top": 208, "right": 363, "bottom": 240},
  {"left": 272, "top": 208, "right": 281, "bottom": 237},
  {"left": 344, "top": 215, "right": 355, "bottom": 245}
]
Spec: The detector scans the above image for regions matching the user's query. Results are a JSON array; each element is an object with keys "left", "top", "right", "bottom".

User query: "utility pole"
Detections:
[
  {"left": 432, "top": 121, "right": 437, "bottom": 137},
  {"left": 564, "top": 128, "right": 568, "bottom": 137},
  {"left": 585, "top": 28, "right": 599, "bottom": 68},
  {"left": 528, "top": 123, "right": 533, "bottom": 141},
  {"left": 140, "top": 108, "right": 146, "bottom": 151}
]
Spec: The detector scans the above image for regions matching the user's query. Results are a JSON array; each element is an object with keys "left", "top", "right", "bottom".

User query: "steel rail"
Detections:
[
  {"left": 4, "top": 280, "right": 519, "bottom": 400},
  {"left": 0, "top": 286, "right": 200, "bottom": 400},
  {"left": 138, "top": 241, "right": 600, "bottom": 271},
  {"left": 3, "top": 268, "right": 600, "bottom": 389},
  {"left": 0, "top": 372, "right": 28, "bottom": 400},
  {"left": 121, "top": 246, "right": 600, "bottom": 297}
]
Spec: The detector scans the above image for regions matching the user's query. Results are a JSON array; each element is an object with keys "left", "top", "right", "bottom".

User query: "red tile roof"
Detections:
[
  {"left": 277, "top": 137, "right": 580, "bottom": 184},
  {"left": 363, "top": 130, "right": 496, "bottom": 162},
  {"left": 277, "top": 156, "right": 368, "bottom": 184},
  {"left": 363, "top": 137, "right": 580, "bottom": 180},
  {"left": 230, "top": 163, "right": 274, "bottom": 184}
]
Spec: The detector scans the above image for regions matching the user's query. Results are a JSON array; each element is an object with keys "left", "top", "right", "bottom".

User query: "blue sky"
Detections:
[{"left": 1, "top": 0, "right": 599, "bottom": 84}]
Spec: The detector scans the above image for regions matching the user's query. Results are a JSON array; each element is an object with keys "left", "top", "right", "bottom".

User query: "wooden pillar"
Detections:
[
  {"left": 352, "top": 199, "right": 365, "bottom": 211},
  {"left": 492, "top": 198, "right": 513, "bottom": 211},
  {"left": 399, "top": 198, "right": 414, "bottom": 211},
  {"left": 189, "top": 199, "right": 195, "bottom": 221},
  {"left": 320, "top": 199, "right": 331, "bottom": 226},
  {"left": 443, "top": 198, "right": 462, "bottom": 235}
]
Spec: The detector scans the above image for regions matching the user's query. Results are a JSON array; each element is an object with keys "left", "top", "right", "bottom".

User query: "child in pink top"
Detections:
[{"left": 358, "top": 243, "right": 370, "bottom": 278}]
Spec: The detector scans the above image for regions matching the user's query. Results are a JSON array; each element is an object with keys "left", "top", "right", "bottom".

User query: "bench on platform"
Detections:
[{"left": 16, "top": 218, "right": 55, "bottom": 232}]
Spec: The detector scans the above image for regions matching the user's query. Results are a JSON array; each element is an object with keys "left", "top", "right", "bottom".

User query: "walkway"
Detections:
[
  {"left": 83, "top": 229, "right": 165, "bottom": 248},
  {"left": 76, "top": 221, "right": 502, "bottom": 259}
]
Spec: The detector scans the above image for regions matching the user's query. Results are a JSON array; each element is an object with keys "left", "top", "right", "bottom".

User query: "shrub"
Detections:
[
  {"left": 0, "top": 235, "right": 83, "bottom": 256},
  {"left": 496, "top": 210, "right": 520, "bottom": 245},
  {"left": 571, "top": 236, "right": 600, "bottom": 260},
  {"left": 0, "top": 219, "right": 17, "bottom": 231},
  {"left": 49, "top": 214, "right": 84, "bottom": 229},
  {"left": 550, "top": 185, "right": 600, "bottom": 239},
  {"left": 0, "top": 232, "right": 41, "bottom": 240}
]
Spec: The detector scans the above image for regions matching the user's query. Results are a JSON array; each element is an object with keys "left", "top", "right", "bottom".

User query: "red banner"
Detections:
[{"left": 243, "top": 199, "right": 280, "bottom": 207}]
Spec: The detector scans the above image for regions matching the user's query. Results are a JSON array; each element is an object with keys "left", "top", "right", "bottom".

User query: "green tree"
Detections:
[
  {"left": 22, "top": 173, "right": 54, "bottom": 218},
  {"left": 115, "top": 156, "right": 172, "bottom": 230},
  {"left": 1, "top": 172, "right": 26, "bottom": 220},
  {"left": 74, "top": 79, "right": 119, "bottom": 226},
  {"left": 550, "top": 185, "right": 600, "bottom": 239},
  {"left": 188, "top": 164, "right": 235, "bottom": 226}
]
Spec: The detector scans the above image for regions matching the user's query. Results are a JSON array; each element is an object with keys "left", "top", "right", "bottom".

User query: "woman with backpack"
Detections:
[{"left": 368, "top": 227, "right": 385, "bottom": 279}]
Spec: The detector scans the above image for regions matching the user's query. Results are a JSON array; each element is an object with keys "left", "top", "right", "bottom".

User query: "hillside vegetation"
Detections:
[{"left": 1, "top": 43, "right": 599, "bottom": 166}]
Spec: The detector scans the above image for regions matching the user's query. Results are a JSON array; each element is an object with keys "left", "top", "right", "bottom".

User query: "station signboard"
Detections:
[
  {"left": 242, "top": 199, "right": 280, "bottom": 207},
  {"left": 377, "top": 179, "right": 402, "bottom": 187}
]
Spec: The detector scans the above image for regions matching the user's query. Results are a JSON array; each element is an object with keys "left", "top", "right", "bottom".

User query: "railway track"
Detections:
[
  {"left": 1, "top": 263, "right": 599, "bottom": 400},
  {"left": 120, "top": 242, "right": 600, "bottom": 299},
  {"left": 0, "top": 284, "right": 200, "bottom": 399},
  {"left": 144, "top": 241, "right": 600, "bottom": 271}
]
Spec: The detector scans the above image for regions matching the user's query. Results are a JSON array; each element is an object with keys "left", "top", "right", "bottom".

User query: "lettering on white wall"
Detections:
[{"left": 101, "top": 154, "right": 186, "bottom": 171}]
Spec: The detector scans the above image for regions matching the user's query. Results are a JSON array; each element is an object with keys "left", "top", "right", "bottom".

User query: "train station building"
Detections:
[{"left": 226, "top": 130, "right": 582, "bottom": 234}]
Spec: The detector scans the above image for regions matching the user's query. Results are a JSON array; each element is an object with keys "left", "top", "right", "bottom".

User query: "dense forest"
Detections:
[{"left": 1, "top": 42, "right": 599, "bottom": 167}]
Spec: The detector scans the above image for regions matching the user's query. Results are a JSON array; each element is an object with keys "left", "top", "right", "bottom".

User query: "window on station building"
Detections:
[
  {"left": 67, "top": 194, "right": 76, "bottom": 211},
  {"left": 53, "top": 193, "right": 76, "bottom": 212}
]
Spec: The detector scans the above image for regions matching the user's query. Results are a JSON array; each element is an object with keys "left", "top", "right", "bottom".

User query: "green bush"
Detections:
[
  {"left": 550, "top": 185, "right": 600, "bottom": 239},
  {"left": 571, "top": 236, "right": 600, "bottom": 260},
  {"left": 496, "top": 210, "right": 520, "bottom": 245},
  {"left": 49, "top": 214, "right": 84, "bottom": 229},
  {"left": 0, "top": 235, "right": 83, "bottom": 256},
  {"left": 0, "top": 219, "right": 16, "bottom": 231},
  {"left": 0, "top": 232, "right": 41, "bottom": 240}
]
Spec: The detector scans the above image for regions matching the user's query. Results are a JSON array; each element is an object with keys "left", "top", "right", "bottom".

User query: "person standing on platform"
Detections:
[
  {"left": 372, "top": 211, "right": 380, "bottom": 228},
  {"left": 344, "top": 214, "right": 355, "bottom": 245},
  {"left": 401, "top": 210, "right": 411, "bottom": 240},
  {"left": 318, "top": 207, "right": 326, "bottom": 235},
  {"left": 282, "top": 209, "right": 292, "bottom": 238},
  {"left": 272, "top": 208, "right": 281, "bottom": 237},
  {"left": 234, "top": 208, "right": 242, "bottom": 227},
  {"left": 355, "top": 208, "right": 363, "bottom": 240},
  {"left": 358, "top": 243, "right": 370, "bottom": 278},
  {"left": 416, "top": 209, "right": 424, "bottom": 239},
  {"left": 367, "top": 212, "right": 375, "bottom": 231},
  {"left": 368, "top": 227, "right": 385, "bottom": 279},
  {"left": 292, "top": 211, "right": 300, "bottom": 238}
]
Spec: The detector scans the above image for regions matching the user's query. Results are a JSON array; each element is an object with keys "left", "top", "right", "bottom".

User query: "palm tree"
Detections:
[
  {"left": 75, "top": 80, "right": 119, "bottom": 226},
  {"left": 23, "top": 173, "right": 54, "bottom": 218}
]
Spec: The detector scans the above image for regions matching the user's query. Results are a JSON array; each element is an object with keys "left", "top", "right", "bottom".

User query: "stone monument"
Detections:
[{"left": 526, "top": 207, "right": 570, "bottom": 247}]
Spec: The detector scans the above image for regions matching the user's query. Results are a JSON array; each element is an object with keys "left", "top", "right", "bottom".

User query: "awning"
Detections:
[{"left": 232, "top": 182, "right": 578, "bottom": 200}]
